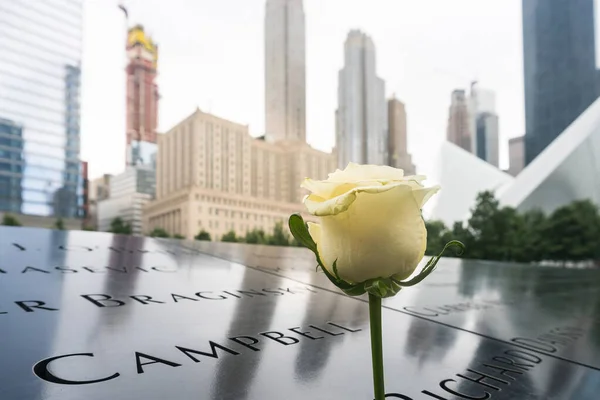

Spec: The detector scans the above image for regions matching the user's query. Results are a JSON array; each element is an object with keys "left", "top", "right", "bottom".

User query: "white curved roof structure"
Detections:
[
  {"left": 427, "top": 96, "right": 600, "bottom": 225},
  {"left": 424, "top": 141, "right": 514, "bottom": 226},
  {"left": 499, "top": 97, "right": 600, "bottom": 214}
]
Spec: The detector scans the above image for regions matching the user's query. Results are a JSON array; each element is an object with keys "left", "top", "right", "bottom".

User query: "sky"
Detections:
[{"left": 82, "top": 0, "right": 531, "bottom": 180}]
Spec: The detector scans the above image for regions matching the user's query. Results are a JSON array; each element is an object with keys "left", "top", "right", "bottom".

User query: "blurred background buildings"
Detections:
[{"left": 1, "top": 0, "right": 599, "bottom": 242}]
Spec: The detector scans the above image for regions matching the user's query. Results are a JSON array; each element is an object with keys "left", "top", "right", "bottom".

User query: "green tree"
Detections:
[
  {"left": 545, "top": 200, "right": 600, "bottom": 264},
  {"left": 82, "top": 226, "right": 96, "bottom": 231},
  {"left": 466, "top": 191, "right": 502, "bottom": 260},
  {"left": 149, "top": 227, "right": 170, "bottom": 238},
  {"left": 54, "top": 218, "right": 65, "bottom": 230},
  {"left": 195, "top": 230, "right": 211, "bottom": 241},
  {"left": 2, "top": 214, "right": 21, "bottom": 226},
  {"left": 109, "top": 217, "right": 132, "bottom": 235},
  {"left": 267, "top": 221, "right": 290, "bottom": 246},
  {"left": 244, "top": 228, "right": 267, "bottom": 244},
  {"left": 517, "top": 209, "right": 547, "bottom": 263},
  {"left": 221, "top": 230, "right": 238, "bottom": 242},
  {"left": 449, "top": 221, "right": 471, "bottom": 258},
  {"left": 425, "top": 220, "right": 450, "bottom": 256},
  {"left": 173, "top": 234, "right": 185, "bottom": 239}
]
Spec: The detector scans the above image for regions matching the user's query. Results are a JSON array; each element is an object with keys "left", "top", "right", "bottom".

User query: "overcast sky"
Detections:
[{"left": 80, "top": 0, "right": 595, "bottom": 180}]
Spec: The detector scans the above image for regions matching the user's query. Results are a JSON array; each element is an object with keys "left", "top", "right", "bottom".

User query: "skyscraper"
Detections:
[
  {"left": 387, "top": 98, "right": 415, "bottom": 175},
  {"left": 469, "top": 84, "right": 499, "bottom": 167},
  {"left": 0, "top": 0, "right": 84, "bottom": 221},
  {"left": 336, "top": 30, "right": 387, "bottom": 168},
  {"left": 476, "top": 112, "right": 499, "bottom": 167},
  {"left": 264, "top": 0, "right": 306, "bottom": 143},
  {"left": 446, "top": 90, "right": 471, "bottom": 153},
  {"left": 522, "top": 0, "right": 598, "bottom": 165},
  {"left": 508, "top": 136, "right": 525, "bottom": 177},
  {"left": 126, "top": 25, "right": 159, "bottom": 168}
]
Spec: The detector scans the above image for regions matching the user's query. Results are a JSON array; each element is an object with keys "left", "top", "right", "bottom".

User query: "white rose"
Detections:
[{"left": 301, "top": 163, "right": 440, "bottom": 284}]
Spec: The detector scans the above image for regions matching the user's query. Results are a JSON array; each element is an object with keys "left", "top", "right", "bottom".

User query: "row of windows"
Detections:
[
  {"left": 204, "top": 220, "right": 276, "bottom": 233},
  {"left": 0, "top": 143, "right": 79, "bottom": 162},
  {"left": 0, "top": 96, "right": 69, "bottom": 126},
  {"left": 203, "top": 207, "right": 285, "bottom": 224},
  {"left": 0, "top": 174, "right": 80, "bottom": 192},
  {"left": 0, "top": 9, "right": 81, "bottom": 59},
  {"left": 193, "top": 194, "right": 294, "bottom": 213},
  {"left": 0, "top": 4, "right": 82, "bottom": 49},
  {"left": 0, "top": 50, "right": 80, "bottom": 90},
  {"left": 5, "top": 0, "right": 83, "bottom": 27}
]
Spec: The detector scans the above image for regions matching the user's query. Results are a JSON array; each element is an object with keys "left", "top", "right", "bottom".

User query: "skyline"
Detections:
[{"left": 81, "top": 0, "right": 600, "bottom": 180}]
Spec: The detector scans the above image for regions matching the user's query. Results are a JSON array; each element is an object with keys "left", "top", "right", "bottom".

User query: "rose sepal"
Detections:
[{"left": 289, "top": 213, "right": 465, "bottom": 298}]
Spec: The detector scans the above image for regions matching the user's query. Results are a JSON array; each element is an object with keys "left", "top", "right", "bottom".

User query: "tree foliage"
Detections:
[
  {"left": 244, "top": 228, "right": 267, "bottom": 244},
  {"left": 109, "top": 217, "right": 132, "bottom": 235},
  {"left": 195, "top": 230, "right": 211, "bottom": 241},
  {"left": 173, "top": 234, "right": 185, "bottom": 239},
  {"left": 54, "top": 218, "right": 65, "bottom": 230},
  {"left": 149, "top": 227, "right": 170, "bottom": 238},
  {"left": 2, "top": 214, "right": 21, "bottom": 226},
  {"left": 221, "top": 230, "right": 238, "bottom": 243},
  {"left": 426, "top": 191, "right": 600, "bottom": 264},
  {"left": 267, "top": 222, "right": 290, "bottom": 246}
]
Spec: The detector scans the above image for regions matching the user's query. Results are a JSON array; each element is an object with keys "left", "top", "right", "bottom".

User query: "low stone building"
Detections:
[{"left": 143, "top": 109, "right": 335, "bottom": 240}]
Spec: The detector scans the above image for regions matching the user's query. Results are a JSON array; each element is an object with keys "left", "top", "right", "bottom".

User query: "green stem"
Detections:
[{"left": 369, "top": 292, "right": 385, "bottom": 400}]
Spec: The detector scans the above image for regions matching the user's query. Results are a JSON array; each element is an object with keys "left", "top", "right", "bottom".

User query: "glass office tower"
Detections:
[
  {"left": 0, "top": 0, "right": 84, "bottom": 218},
  {"left": 522, "top": 0, "right": 598, "bottom": 165}
]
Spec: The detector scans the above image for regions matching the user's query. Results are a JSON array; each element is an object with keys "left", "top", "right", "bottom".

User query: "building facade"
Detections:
[
  {"left": 87, "top": 174, "right": 112, "bottom": 229},
  {"left": 97, "top": 167, "right": 155, "bottom": 234},
  {"left": 446, "top": 90, "right": 471, "bottom": 153},
  {"left": 508, "top": 136, "right": 525, "bottom": 177},
  {"left": 0, "top": 0, "right": 84, "bottom": 221},
  {"left": 387, "top": 98, "right": 415, "bottom": 174},
  {"left": 264, "top": 0, "right": 306, "bottom": 143},
  {"left": 126, "top": 25, "right": 159, "bottom": 167},
  {"left": 144, "top": 109, "right": 335, "bottom": 240},
  {"left": 336, "top": 30, "right": 387, "bottom": 168},
  {"left": 522, "top": 0, "right": 598, "bottom": 165},
  {"left": 468, "top": 83, "right": 496, "bottom": 154},
  {"left": 475, "top": 112, "right": 499, "bottom": 167}
]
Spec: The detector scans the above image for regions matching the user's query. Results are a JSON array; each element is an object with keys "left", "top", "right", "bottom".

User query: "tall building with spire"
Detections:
[
  {"left": 264, "top": 0, "right": 306, "bottom": 143},
  {"left": 336, "top": 30, "right": 387, "bottom": 168},
  {"left": 126, "top": 25, "right": 159, "bottom": 167},
  {"left": 98, "top": 23, "right": 159, "bottom": 235}
]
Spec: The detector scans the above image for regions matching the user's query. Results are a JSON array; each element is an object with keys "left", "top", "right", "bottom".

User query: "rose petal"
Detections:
[
  {"left": 412, "top": 185, "right": 441, "bottom": 208},
  {"left": 327, "top": 163, "right": 405, "bottom": 182},
  {"left": 303, "top": 182, "right": 406, "bottom": 216},
  {"left": 317, "top": 184, "right": 427, "bottom": 283},
  {"left": 301, "top": 178, "right": 384, "bottom": 199}
]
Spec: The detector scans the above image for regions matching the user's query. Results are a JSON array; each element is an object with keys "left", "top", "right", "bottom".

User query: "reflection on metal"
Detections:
[{"left": 2, "top": 229, "right": 600, "bottom": 399}]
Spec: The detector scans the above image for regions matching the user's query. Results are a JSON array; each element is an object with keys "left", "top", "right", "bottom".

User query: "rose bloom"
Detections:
[{"left": 302, "top": 163, "right": 440, "bottom": 284}]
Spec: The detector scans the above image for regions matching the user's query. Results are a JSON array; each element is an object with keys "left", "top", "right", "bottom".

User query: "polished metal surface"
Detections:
[{"left": 1, "top": 227, "right": 600, "bottom": 399}]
